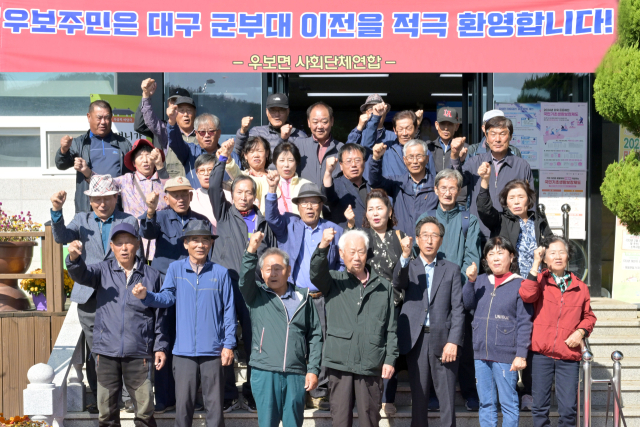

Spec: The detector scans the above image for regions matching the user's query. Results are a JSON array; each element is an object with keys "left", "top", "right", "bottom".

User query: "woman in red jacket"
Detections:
[{"left": 519, "top": 235, "right": 596, "bottom": 427}]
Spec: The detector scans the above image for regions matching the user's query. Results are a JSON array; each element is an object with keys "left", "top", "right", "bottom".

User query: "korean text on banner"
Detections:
[
  {"left": 539, "top": 170, "right": 587, "bottom": 240},
  {"left": 496, "top": 103, "right": 542, "bottom": 169},
  {"left": 539, "top": 102, "right": 588, "bottom": 171}
]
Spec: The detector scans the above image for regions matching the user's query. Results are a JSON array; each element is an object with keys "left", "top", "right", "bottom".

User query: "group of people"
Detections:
[{"left": 51, "top": 80, "right": 597, "bottom": 427}]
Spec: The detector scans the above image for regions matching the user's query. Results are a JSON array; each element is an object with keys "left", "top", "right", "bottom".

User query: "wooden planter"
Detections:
[{"left": 0, "top": 241, "right": 37, "bottom": 311}]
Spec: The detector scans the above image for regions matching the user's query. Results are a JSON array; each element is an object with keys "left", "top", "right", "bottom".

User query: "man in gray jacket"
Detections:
[
  {"left": 235, "top": 93, "right": 307, "bottom": 156},
  {"left": 50, "top": 175, "right": 140, "bottom": 410},
  {"left": 56, "top": 100, "right": 132, "bottom": 213}
]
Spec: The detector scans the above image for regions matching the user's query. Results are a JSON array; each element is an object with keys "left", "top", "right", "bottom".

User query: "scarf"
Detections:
[{"left": 551, "top": 272, "right": 571, "bottom": 293}]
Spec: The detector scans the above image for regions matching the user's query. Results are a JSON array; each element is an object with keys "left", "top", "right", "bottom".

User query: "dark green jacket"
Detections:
[
  {"left": 239, "top": 251, "right": 323, "bottom": 376},
  {"left": 310, "top": 246, "right": 398, "bottom": 376}
]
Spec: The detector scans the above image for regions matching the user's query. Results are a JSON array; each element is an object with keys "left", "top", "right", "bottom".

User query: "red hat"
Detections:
[{"left": 124, "top": 139, "right": 165, "bottom": 172}]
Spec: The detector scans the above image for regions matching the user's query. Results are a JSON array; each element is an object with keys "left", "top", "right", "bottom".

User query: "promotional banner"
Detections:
[
  {"left": 0, "top": 0, "right": 617, "bottom": 72},
  {"left": 540, "top": 102, "right": 588, "bottom": 170},
  {"left": 496, "top": 102, "right": 542, "bottom": 169},
  {"left": 612, "top": 126, "right": 640, "bottom": 302},
  {"left": 89, "top": 94, "right": 150, "bottom": 143},
  {"left": 538, "top": 170, "right": 587, "bottom": 240}
]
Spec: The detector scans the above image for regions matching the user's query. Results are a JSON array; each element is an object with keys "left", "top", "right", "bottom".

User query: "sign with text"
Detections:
[{"left": 0, "top": 0, "right": 617, "bottom": 72}]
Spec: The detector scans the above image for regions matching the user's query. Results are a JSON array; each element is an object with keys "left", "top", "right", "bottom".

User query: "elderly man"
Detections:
[
  {"left": 346, "top": 94, "right": 394, "bottom": 146},
  {"left": 264, "top": 177, "right": 343, "bottom": 409},
  {"left": 235, "top": 93, "right": 307, "bottom": 155},
  {"left": 50, "top": 175, "right": 140, "bottom": 411},
  {"left": 56, "top": 100, "right": 132, "bottom": 213},
  {"left": 167, "top": 105, "right": 239, "bottom": 188},
  {"left": 415, "top": 169, "right": 482, "bottom": 412},
  {"left": 310, "top": 229, "right": 397, "bottom": 427},
  {"left": 427, "top": 107, "right": 469, "bottom": 207},
  {"left": 132, "top": 220, "right": 236, "bottom": 427},
  {"left": 467, "top": 110, "right": 522, "bottom": 158},
  {"left": 135, "top": 79, "right": 195, "bottom": 178},
  {"left": 361, "top": 102, "right": 431, "bottom": 178},
  {"left": 368, "top": 140, "right": 438, "bottom": 238},
  {"left": 322, "top": 144, "right": 372, "bottom": 229},
  {"left": 139, "top": 176, "right": 210, "bottom": 413},
  {"left": 394, "top": 216, "right": 465, "bottom": 427},
  {"left": 240, "top": 231, "right": 323, "bottom": 427},
  {"left": 291, "top": 102, "right": 344, "bottom": 185},
  {"left": 450, "top": 115, "right": 535, "bottom": 242},
  {"left": 208, "top": 154, "right": 277, "bottom": 412},
  {"left": 66, "top": 223, "right": 166, "bottom": 427}
]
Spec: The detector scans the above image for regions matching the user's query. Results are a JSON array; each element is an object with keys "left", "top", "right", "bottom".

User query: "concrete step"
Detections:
[
  {"left": 64, "top": 405, "right": 640, "bottom": 427},
  {"left": 587, "top": 336, "right": 640, "bottom": 358},
  {"left": 591, "top": 299, "right": 638, "bottom": 320},
  {"left": 591, "top": 319, "right": 640, "bottom": 337}
]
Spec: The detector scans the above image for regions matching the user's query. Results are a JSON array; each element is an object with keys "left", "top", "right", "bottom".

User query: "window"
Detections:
[
  {"left": 0, "top": 129, "right": 40, "bottom": 167},
  {"left": 0, "top": 73, "right": 115, "bottom": 116}
]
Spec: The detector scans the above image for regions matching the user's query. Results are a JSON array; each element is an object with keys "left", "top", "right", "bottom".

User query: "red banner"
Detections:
[{"left": 0, "top": 0, "right": 617, "bottom": 73}]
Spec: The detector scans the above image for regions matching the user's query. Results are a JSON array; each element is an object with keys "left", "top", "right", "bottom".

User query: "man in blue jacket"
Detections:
[
  {"left": 264, "top": 177, "right": 343, "bottom": 410},
  {"left": 133, "top": 220, "right": 237, "bottom": 427},
  {"left": 65, "top": 223, "right": 166, "bottom": 427},
  {"left": 240, "top": 231, "right": 323, "bottom": 427},
  {"left": 368, "top": 140, "right": 439, "bottom": 238}
]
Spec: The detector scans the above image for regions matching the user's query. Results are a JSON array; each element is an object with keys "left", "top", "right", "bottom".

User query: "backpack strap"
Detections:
[{"left": 461, "top": 212, "right": 470, "bottom": 239}]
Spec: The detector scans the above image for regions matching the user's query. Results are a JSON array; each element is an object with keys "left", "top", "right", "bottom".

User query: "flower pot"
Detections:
[
  {"left": 0, "top": 241, "right": 37, "bottom": 311},
  {"left": 32, "top": 293, "right": 47, "bottom": 311}
]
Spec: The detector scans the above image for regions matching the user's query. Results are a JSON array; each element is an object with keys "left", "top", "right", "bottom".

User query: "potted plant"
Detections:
[
  {"left": 0, "top": 204, "right": 42, "bottom": 311},
  {"left": 20, "top": 269, "right": 74, "bottom": 311},
  {"left": 601, "top": 150, "right": 640, "bottom": 235}
]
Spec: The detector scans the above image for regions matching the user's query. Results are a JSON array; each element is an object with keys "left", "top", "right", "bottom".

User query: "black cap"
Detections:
[
  {"left": 266, "top": 93, "right": 289, "bottom": 109},
  {"left": 436, "top": 107, "right": 461, "bottom": 124},
  {"left": 174, "top": 96, "right": 195, "bottom": 108},
  {"left": 179, "top": 220, "right": 218, "bottom": 240},
  {"left": 110, "top": 223, "right": 138, "bottom": 240},
  {"left": 168, "top": 87, "right": 190, "bottom": 100},
  {"left": 291, "top": 183, "right": 327, "bottom": 205}
]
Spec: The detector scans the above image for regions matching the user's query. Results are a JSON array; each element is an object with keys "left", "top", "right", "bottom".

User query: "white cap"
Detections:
[{"left": 483, "top": 109, "right": 504, "bottom": 122}]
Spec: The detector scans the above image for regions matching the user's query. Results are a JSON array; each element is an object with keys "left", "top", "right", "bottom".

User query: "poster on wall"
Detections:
[
  {"left": 611, "top": 126, "right": 640, "bottom": 302},
  {"left": 538, "top": 170, "right": 586, "bottom": 240},
  {"left": 90, "top": 94, "right": 151, "bottom": 143},
  {"left": 496, "top": 103, "right": 542, "bottom": 169},
  {"left": 539, "top": 103, "right": 588, "bottom": 170}
]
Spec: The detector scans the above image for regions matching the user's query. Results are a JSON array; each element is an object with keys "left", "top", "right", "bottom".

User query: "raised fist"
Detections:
[
  {"left": 240, "top": 116, "right": 254, "bottom": 134},
  {"left": 477, "top": 162, "right": 491, "bottom": 180},
  {"left": 325, "top": 156, "right": 338, "bottom": 174},
  {"left": 344, "top": 205, "right": 356, "bottom": 229},
  {"left": 131, "top": 283, "right": 147, "bottom": 300},
  {"left": 281, "top": 123, "right": 293, "bottom": 140},
  {"left": 466, "top": 262, "right": 478, "bottom": 282},
  {"left": 372, "top": 143, "right": 387, "bottom": 161},
  {"left": 166, "top": 104, "right": 178, "bottom": 125},
  {"left": 266, "top": 170, "right": 280, "bottom": 192},
  {"left": 415, "top": 109, "right": 424, "bottom": 126},
  {"left": 320, "top": 228, "right": 337, "bottom": 248},
  {"left": 68, "top": 240, "right": 83, "bottom": 261},
  {"left": 146, "top": 191, "right": 160, "bottom": 214},
  {"left": 74, "top": 157, "right": 91, "bottom": 178},
  {"left": 141, "top": 78, "right": 157, "bottom": 98},
  {"left": 533, "top": 246, "right": 546, "bottom": 264},
  {"left": 60, "top": 135, "right": 73, "bottom": 154},
  {"left": 248, "top": 231, "right": 265, "bottom": 254},
  {"left": 400, "top": 236, "right": 414, "bottom": 258},
  {"left": 450, "top": 137, "right": 466, "bottom": 158},
  {"left": 218, "top": 139, "right": 234, "bottom": 159},
  {"left": 149, "top": 148, "right": 164, "bottom": 169},
  {"left": 373, "top": 102, "right": 387, "bottom": 116},
  {"left": 51, "top": 191, "right": 67, "bottom": 211}
]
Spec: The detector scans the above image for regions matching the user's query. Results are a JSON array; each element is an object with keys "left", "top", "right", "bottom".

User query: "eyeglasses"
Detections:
[
  {"left": 418, "top": 233, "right": 441, "bottom": 241},
  {"left": 197, "top": 129, "right": 218, "bottom": 137},
  {"left": 404, "top": 155, "right": 426, "bottom": 162},
  {"left": 437, "top": 187, "right": 458, "bottom": 194},
  {"left": 341, "top": 158, "right": 363, "bottom": 165},
  {"left": 196, "top": 168, "right": 213, "bottom": 176},
  {"left": 299, "top": 201, "right": 320, "bottom": 208}
]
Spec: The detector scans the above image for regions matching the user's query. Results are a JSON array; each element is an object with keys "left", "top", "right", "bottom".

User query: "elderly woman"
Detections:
[
  {"left": 223, "top": 135, "right": 271, "bottom": 178},
  {"left": 520, "top": 235, "right": 596, "bottom": 427},
  {"left": 224, "top": 141, "right": 311, "bottom": 215},
  {"left": 463, "top": 236, "right": 532, "bottom": 427},
  {"left": 476, "top": 165, "right": 553, "bottom": 277}
]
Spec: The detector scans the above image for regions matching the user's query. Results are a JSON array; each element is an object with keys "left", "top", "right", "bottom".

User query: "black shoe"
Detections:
[
  {"left": 244, "top": 396, "right": 257, "bottom": 413},
  {"left": 122, "top": 401, "right": 134, "bottom": 413},
  {"left": 154, "top": 403, "right": 175, "bottom": 414},
  {"left": 223, "top": 399, "right": 241, "bottom": 413},
  {"left": 86, "top": 404, "right": 99, "bottom": 414},
  {"left": 428, "top": 396, "right": 440, "bottom": 411},
  {"left": 194, "top": 404, "right": 204, "bottom": 411}
]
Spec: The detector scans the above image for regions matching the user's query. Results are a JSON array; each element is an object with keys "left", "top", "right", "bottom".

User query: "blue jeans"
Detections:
[{"left": 474, "top": 360, "right": 520, "bottom": 427}]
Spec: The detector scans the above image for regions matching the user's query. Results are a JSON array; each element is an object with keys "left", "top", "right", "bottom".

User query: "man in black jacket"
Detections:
[
  {"left": 394, "top": 216, "right": 465, "bottom": 427},
  {"left": 56, "top": 100, "right": 132, "bottom": 213}
]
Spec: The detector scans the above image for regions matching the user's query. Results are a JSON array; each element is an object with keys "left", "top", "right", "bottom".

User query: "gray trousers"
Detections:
[
  {"left": 406, "top": 330, "right": 459, "bottom": 427},
  {"left": 173, "top": 355, "right": 225, "bottom": 427},
  {"left": 327, "top": 368, "right": 383, "bottom": 427},
  {"left": 309, "top": 296, "right": 328, "bottom": 398},
  {"left": 96, "top": 355, "right": 155, "bottom": 427}
]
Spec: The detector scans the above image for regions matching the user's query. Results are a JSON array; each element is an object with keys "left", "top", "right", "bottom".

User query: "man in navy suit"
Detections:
[{"left": 394, "top": 216, "right": 465, "bottom": 427}]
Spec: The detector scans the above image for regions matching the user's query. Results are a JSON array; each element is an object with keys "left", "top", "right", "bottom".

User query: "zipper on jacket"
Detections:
[
  {"left": 194, "top": 271, "right": 200, "bottom": 355},
  {"left": 485, "top": 289, "right": 496, "bottom": 360},
  {"left": 552, "top": 294, "right": 564, "bottom": 355},
  {"left": 273, "top": 288, "right": 309, "bottom": 373},
  {"left": 260, "top": 327, "right": 264, "bottom": 353},
  {"left": 121, "top": 272, "right": 132, "bottom": 358}
]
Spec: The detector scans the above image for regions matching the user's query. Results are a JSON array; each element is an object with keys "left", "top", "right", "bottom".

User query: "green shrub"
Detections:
[
  {"left": 619, "top": 0, "right": 640, "bottom": 46},
  {"left": 601, "top": 150, "right": 640, "bottom": 234}
]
